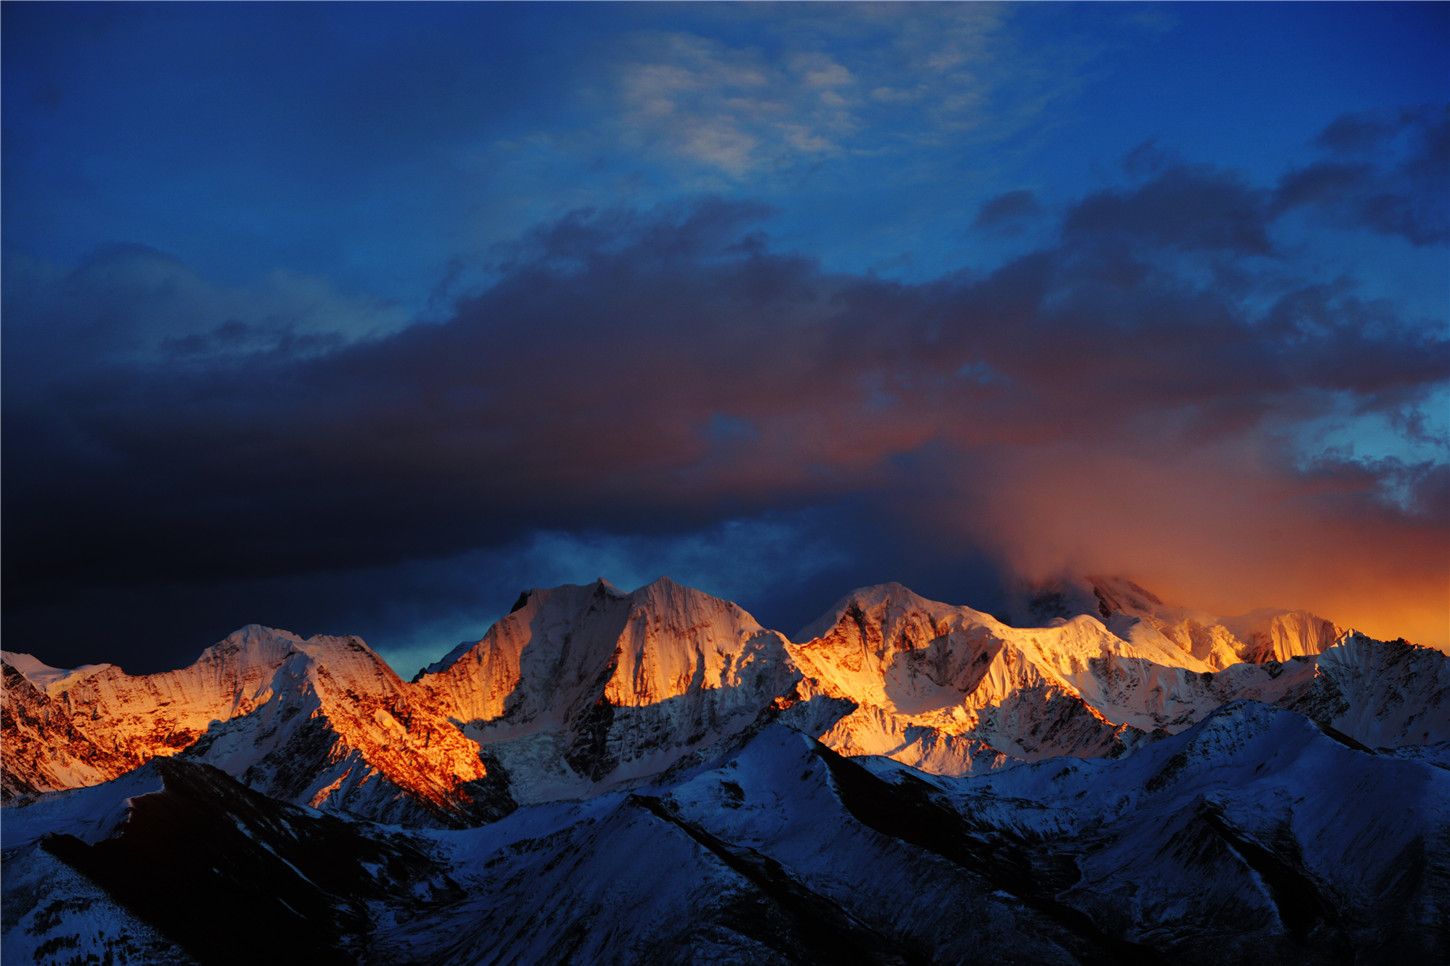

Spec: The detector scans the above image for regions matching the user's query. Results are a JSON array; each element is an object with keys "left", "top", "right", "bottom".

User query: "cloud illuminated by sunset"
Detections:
[{"left": 2, "top": 2, "right": 1445, "bottom": 670}]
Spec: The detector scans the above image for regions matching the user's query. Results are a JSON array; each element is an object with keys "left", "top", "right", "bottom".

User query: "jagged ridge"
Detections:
[{"left": 4, "top": 576, "right": 1446, "bottom": 817}]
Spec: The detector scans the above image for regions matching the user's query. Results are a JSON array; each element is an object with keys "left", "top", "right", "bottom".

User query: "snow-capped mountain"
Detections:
[
  {"left": 2, "top": 625, "right": 510, "bottom": 826},
  {"left": 1, "top": 661, "right": 135, "bottom": 799},
  {"left": 1018, "top": 574, "right": 1344, "bottom": 668},
  {"left": 3, "top": 574, "right": 1446, "bottom": 962},
  {"left": 3, "top": 624, "right": 307, "bottom": 793},
  {"left": 1287, "top": 632, "right": 1450, "bottom": 747},
  {"left": 184, "top": 632, "right": 512, "bottom": 826},
  {"left": 791, "top": 582, "right": 1145, "bottom": 770},
  {"left": 785, "top": 580, "right": 1428, "bottom": 777},
  {"left": 413, "top": 577, "right": 808, "bottom": 802},
  {"left": 4, "top": 576, "right": 1445, "bottom": 815}
]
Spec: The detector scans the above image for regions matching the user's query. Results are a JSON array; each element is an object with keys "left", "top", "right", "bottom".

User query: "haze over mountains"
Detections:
[{"left": 3, "top": 575, "right": 1447, "bottom": 963}]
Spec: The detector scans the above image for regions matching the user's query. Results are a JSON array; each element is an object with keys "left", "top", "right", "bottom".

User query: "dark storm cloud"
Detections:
[
  {"left": 1063, "top": 166, "right": 1273, "bottom": 254},
  {"left": 1276, "top": 105, "right": 1450, "bottom": 246},
  {"left": 972, "top": 190, "right": 1041, "bottom": 234},
  {"left": 5, "top": 127, "right": 1450, "bottom": 667}
]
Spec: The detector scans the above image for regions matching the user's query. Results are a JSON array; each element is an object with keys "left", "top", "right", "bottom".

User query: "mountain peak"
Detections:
[
  {"left": 8, "top": 576, "right": 1441, "bottom": 830},
  {"left": 626, "top": 575, "right": 748, "bottom": 616},
  {"left": 796, "top": 582, "right": 978, "bottom": 642},
  {"left": 199, "top": 625, "right": 303, "bottom": 670},
  {"left": 1011, "top": 573, "right": 1343, "bottom": 669},
  {"left": 634, "top": 574, "right": 681, "bottom": 593},
  {"left": 0, "top": 651, "right": 113, "bottom": 693}
]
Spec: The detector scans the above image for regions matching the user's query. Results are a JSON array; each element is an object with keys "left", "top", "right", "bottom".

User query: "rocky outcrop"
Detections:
[{"left": 1, "top": 661, "right": 136, "bottom": 800}]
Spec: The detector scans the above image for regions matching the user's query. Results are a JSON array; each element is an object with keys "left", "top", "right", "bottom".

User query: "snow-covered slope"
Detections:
[
  {"left": 1019, "top": 574, "right": 1344, "bottom": 669},
  {"left": 1, "top": 626, "right": 508, "bottom": 826},
  {"left": 2, "top": 629, "right": 306, "bottom": 801},
  {"left": 27, "top": 708, "right": 1430, "bottom": 964},
  {"left": 381, "top": 724, "right": 1114, "bottom": 964},
  {"left": 1, "top": 757, "right": 458, "bottom": 965},
  {"left": 1288, "top": 632, "right": 1450, "bottom": 748},
  {"left": 1, "top": 660, "right": 137, "bottom": 798},
  {"left": 925, "top": 700, "right": 1450, "bottom": 959},
  {"left": 5, "top": 580, "right": 1446, "bottom": 963},
  {"left": 186, "top": 634, "right": 511, "bottom": 826},
  {"left": 12, "top": 625, "right": 303, "bottom": 775},
  {"left": 788, "top": 582, "right": 1349, "bottom": 775},
  {"left": 415, "top": 577, "right": 806, "bottom": 802},
  {"left": 790, "top": 583, "right": 1133, "bottom": 770},
  {"left": 1, "top": 649, "right": 112, "bottom": 694},
  {"left": 5, "top": 575, "right": 1444, "bottom": 818},
  {"left": 0, "top": 845, "right": 192, "bottom": 965}
]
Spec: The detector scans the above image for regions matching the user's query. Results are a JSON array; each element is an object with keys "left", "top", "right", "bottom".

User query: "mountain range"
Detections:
[{"left": 3, "top": 575, "right": 1447, "bottom": 963}]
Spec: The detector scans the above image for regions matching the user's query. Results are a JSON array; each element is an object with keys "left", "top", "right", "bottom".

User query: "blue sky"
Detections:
[
  {"left": 7, "top": 4, "right": 1445, "bottom": 298},
  {"left": 3, "top": 2, "right": 1447, "bottom": 672}
]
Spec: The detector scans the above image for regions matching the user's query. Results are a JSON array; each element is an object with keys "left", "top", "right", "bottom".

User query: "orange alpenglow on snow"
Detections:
[{"left": 5, "top": 575, "right": 1445, "bottom": 815}]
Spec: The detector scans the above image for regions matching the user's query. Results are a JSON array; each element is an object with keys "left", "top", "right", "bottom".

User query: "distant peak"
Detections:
[
  {"left": 568, "top": 577, "right": 625, "bottom": 600},
  {"left": 1085, "top": 574, "right": 1162, "bottom": 601},
  {"left": 1, "top": 650, "right": 53, "bottom": 674},
  {"left": 852, "top": 581, "right": 921, "bottom": 600},
  {"left": 626, "top": 577, "right": 761, "bottom": 626},
  {"left": 628, "top": 575, "right": 734, "bottom": 605},
  {"left": 830, "top": 582, "right": 929, "bottom": 609},
  {"left": 2, "top": 649, "right": 113, "bottom": 691},
  {"left": 199, "top": 625, "right": 304, "bottom": 668},
  {"left": 796, "top": 582, "right": 944, "bottom": 641},
  {"left": 218, "top": 624, "right": 304, "bottom": 645},
  {"left": 1012, "top": 573, "right": 1173, "bottom": 630}
]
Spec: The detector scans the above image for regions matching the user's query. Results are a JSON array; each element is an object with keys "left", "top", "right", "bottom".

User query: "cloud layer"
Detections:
[{"left": 4, "top": 108, "right": 1448, "bottom": 669}]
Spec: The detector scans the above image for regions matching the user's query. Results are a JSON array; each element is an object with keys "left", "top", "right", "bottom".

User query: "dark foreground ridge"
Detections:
[
  {"left": 41, "top": 759, "right": 458, "bottom": 966},
  {"left": 5, "top": 706, "right": 1445, "bottom": 964}
]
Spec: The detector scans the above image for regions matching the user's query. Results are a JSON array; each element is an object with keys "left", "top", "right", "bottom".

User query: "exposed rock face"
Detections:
[
  {"left": 0, "top": 662, "right": 135, "bottom": 799},
  {"left": 2, "top": 626, "right": 509, "bottom": 826},
  {"left": 1287, "top": 632, "right": 1450, "bottom": 748},
  {"left": 186, "top": 636, "right": 511, "bottom": 826}
]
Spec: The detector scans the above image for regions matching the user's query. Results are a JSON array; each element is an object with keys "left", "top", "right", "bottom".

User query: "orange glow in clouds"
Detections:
[{"left": 947, "top": 440, "right": 1450, "bottom": 650}]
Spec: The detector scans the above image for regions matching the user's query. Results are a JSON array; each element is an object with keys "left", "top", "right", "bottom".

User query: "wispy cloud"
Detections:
[
  {"left": 611, "top": 31, "right": 852, "bottom": 176},
  {"left": 603, "top": 5, "right": 1116, "bottom": 178}
]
